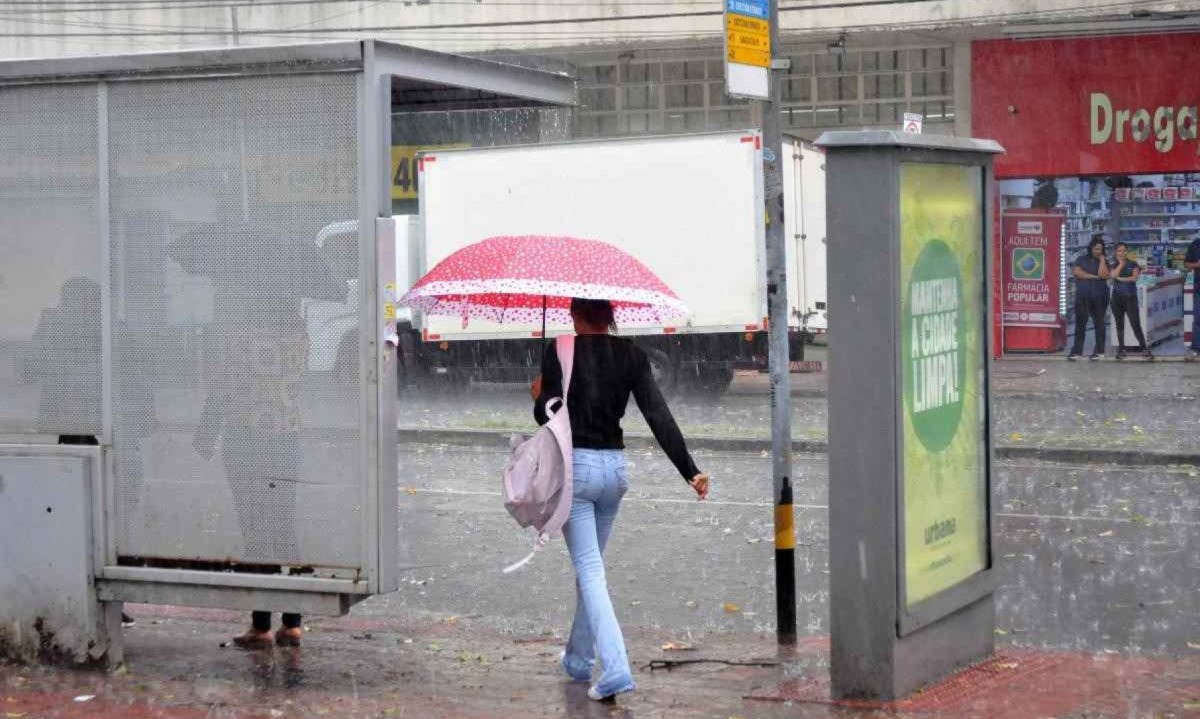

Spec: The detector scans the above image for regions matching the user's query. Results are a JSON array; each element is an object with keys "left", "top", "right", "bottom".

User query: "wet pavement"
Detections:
[
  {"left": 398, "top": 358, "right": 1200, "bottom": 460},
  {"left": 3, "top": 606, "right": 1198, "bottom": 719},
  {"left": 2, "top": 444, "right": 1197, "bottom": 717},
  {"left": 386, "top": 446, "right": 1199, "bottom": 655},
  {"left": 3, "top": 358, "right": 1199, "bottom": 717}
]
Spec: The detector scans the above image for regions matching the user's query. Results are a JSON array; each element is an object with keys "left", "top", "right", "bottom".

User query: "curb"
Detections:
[{"left": 396, "top": 428, "right": 1200, "bottom": 468}]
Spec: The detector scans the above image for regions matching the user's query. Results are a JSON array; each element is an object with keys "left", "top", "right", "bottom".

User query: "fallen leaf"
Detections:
[
  {"left": 1099, "top": 530, "right": 1114, "bottom": 537},
  {"left": 994, "top": 628, "right": 1008, "bottom": 636},
  {"left": 1184, "top": 701, "right": 1200, "bottom": 710},
  {"left": 73, "top": 696, "right": 95, "bottom": 703},
  {"left": 722, "top": 602, "right": 741, "bottom": 614},
  {"left": 405, "top": 487, "right": 418, "bottom": 495},
  {"left": 7, "top": 713, "right": 28, "bottom": 718},
  {"left": 426, "top": 643, "right": 440, "bottom": 651},
  {"left": 996, "top": 662, "right": 1019, "bottom": 670},
  {"left": 661, "top": 642, "right": 695, "bottom": 651},
  {"left": 685, "top": 601, "right": 698, "bottom": 609},
  {"left": 1008, "top": 432, "right": 1023, "bottom": 442}
]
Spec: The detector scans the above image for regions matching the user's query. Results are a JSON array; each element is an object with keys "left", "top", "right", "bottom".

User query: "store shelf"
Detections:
[
  {"left": 1120, "top": 212, "right": 1200, "bottom": 217},
  {"left": 1116, "top": 199, "right": 1200, "bottom": 204}
]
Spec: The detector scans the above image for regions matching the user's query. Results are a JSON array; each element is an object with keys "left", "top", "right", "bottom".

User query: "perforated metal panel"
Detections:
[
  {"left": 0, "top": 85, "right": 100, "bottom": 436},
  {"left": 107, "top": 74, "right": 363, "bottom": 569}
]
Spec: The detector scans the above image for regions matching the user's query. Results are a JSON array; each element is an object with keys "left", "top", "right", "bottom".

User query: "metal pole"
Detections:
[
  {"left": 229, "top": 5, "right": 240, "bottom": 45},
  {"left": 758, "top": 0, "right": 796, "bottom": 646}
]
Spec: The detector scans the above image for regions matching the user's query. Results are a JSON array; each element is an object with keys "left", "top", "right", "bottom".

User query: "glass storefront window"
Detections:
[
  {"left": 864, "top": 73, "right": 905, "bottom": 100},
  {"left": 817, "top": 76, "right": 858, "bottom": 103},
  {"left": 580, "top": 87, "right": 616, "bottom": 112},
  {"left": 783, "top": 78, "right": 814, "bottom": 103},
  {"left": 622, "top": 85, "right": 658, "bottom": 111},
  {"left": 666, "top": 83, "right": 706, "bottom": 109}
]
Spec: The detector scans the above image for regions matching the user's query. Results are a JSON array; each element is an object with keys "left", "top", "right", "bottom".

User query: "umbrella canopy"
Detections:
[{"left": 399, "top": 235, "right": 689, "bottom": 327}]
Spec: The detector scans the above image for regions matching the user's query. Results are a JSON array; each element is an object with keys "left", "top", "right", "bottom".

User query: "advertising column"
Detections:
[
  {"left": 822, "top": 130, "right": 1000, "bottom": 701},
  {"left": 1000, "top": 210, "right": 1065, "bottom": 352},
  {"left": 900, "top": 163, "right": 989, "bottom": 606}
]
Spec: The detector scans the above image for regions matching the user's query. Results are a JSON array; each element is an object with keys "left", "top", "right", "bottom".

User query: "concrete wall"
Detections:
[{"left": 1, "top": 0, "right": 1195, "bottom": 60}]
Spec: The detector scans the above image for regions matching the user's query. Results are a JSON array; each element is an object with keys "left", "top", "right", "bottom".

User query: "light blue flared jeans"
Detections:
[{"left": 560, "top": 448, "right": 635, "bottom": 697}]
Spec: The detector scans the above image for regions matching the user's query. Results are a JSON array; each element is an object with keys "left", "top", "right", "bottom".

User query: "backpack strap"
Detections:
[{"left": 556, "top": 334, "right": 575, "bottom": 397}]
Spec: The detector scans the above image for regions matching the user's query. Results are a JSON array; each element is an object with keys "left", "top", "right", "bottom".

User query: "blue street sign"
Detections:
[{"left": 726, "top": 0, "right": 768, "bottom": 20}]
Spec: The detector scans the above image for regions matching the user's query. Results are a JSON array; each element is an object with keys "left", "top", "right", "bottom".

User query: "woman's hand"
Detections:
[
  {"left": 688, "top": 473, "right": 710, "bottom": 501},
  {"left": 530, "top": 375, "right": 543, "bottom": 402}
]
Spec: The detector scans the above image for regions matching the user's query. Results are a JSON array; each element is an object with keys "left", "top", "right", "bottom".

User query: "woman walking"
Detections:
[
  {"left": 1110, "top": 243, "right": 1154, "bottom": 360},
  {"left": 532, "top": 298, "right": 709, "bottom": 702},
  {"left": 1068, "top": 235, "right": 1111, "bottom": 360}
]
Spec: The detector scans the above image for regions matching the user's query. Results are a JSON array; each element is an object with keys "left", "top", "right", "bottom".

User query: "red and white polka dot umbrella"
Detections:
[{"left": 399, "top": 235, "right": 689, "bottom": 327}]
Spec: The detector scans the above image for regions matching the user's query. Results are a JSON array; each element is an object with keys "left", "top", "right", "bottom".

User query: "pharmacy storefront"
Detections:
[{"left": 972, "top": 32, "right": 1200, "bottom": 357}]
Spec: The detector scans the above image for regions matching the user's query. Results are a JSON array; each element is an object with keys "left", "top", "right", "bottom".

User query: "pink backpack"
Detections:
[{"left": 501, "top": 335, "right": 574, "bottom": 573}]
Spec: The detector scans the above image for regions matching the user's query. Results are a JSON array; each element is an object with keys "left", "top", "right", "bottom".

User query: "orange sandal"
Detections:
[
  {"left": 232, "top": 629, "right": 273, "bottom": 650},
  {"left": 275, "top": 627, "right": 303, "bottom": 647}
]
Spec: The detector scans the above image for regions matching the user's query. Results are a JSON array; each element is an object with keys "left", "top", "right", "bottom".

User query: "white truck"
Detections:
[
  {"left": 784, "top": 135, "right": 828, "bottom": 338},
  {"left": 307, "top": 132, "right": 827, "bottom": 392}
]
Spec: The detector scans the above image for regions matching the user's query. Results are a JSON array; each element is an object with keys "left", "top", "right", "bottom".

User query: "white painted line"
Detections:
[
  {"left": 997, "top": 512, "right": 1200, "bottom": 527},
  {"left": 405, "top": 488, "right": 1200, "bottom": 527},
  {"left": 404, "top": 486, "right": 826, "bottom": 509}
]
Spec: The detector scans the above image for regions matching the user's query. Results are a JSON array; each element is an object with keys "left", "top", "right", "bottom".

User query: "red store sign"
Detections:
[{"left": 972, "top": 33, "right": 1200, "bottom": 178}]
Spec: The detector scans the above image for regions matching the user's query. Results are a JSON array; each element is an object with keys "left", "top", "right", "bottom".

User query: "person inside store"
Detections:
[
  {"left": 1068, "top": 234, "right": 1110, "bottom": 361},
  {"left": 1186, "top": 233, "right": 1200, "bottom": 358},
  {"left": 1110, "top": 243, "right": 1153, "bottom": 361}
]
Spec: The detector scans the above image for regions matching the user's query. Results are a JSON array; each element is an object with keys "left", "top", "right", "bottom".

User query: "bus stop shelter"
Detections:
[{"left": 0, "top": 40, "right": 573, "bottom": 665}]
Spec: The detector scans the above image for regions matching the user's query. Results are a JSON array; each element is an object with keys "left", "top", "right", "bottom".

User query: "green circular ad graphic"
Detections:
[{"left": 903, "top": 239, "right": 966, "bottom": 452}]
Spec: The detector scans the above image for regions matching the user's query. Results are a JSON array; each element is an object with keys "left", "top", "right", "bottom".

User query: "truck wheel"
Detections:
[
  {"left": 645, "top": 348, "right": 676, "bottom": 392},
  {"left": 685, "top": 367, "right": 734, "bottom": 395},
  {"left": 416, "top": 366, "right": 466, "bottom": 394}
]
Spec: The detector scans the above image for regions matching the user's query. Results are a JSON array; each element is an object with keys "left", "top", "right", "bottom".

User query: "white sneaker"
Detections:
[{"left": 588, "top": 683, "right": 634, "bottom": 701}]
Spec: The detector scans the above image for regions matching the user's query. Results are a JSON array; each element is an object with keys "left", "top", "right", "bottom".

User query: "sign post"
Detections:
[
  {"left": 817, "top": 130, "right": 1004, "bottom": 700},
  {"left": 729, "top": 0, "right": 795, "bottom": 645},
  {"left": 724, "top": 0, "right": 770, "bottom": 101}
]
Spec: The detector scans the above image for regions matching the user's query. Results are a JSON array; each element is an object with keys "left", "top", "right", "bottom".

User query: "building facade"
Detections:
[{"left": 4, "top": 1, "right": 1198, "bottom": 143}]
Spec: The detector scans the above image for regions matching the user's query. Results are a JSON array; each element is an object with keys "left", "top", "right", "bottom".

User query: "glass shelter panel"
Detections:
[
  {"left": 106, "top": 74, "right": 363, "bottom": 571},
  {"left": 0, "top": 85, "right": 100, "bottom": 437}
]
